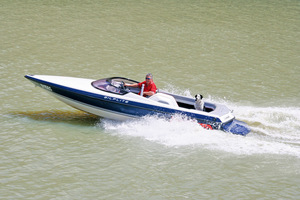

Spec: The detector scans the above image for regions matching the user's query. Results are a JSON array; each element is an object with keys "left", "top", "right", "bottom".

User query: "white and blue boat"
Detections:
[{"left": 25, "top": 75, "right": 250, "bottom": 136}]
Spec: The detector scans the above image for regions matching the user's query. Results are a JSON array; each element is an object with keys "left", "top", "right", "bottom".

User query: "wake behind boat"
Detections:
[{"left": 24, "top": 75, "right": 250, "bottom": 136}]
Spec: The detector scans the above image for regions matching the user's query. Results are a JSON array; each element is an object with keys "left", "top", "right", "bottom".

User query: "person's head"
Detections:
[{"left": 145, "top": 73, "right": 153, "bottom": 83}]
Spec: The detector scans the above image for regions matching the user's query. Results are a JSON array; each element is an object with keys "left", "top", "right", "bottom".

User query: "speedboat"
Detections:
[{"left": 24, "top": 75, "right": 251, "bottom": 136}]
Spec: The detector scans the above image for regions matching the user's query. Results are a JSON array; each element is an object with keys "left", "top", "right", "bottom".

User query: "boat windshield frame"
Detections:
[{"left": 91, "top": 77, "right": 139, "bottom": 95}]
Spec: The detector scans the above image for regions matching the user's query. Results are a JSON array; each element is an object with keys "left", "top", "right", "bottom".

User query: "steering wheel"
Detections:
[
  {"left": 120, "top": 81, "right": 126, "bottom": 90},
  {"left": 120, "top": 81, "right": 131, "bottom": 93}
]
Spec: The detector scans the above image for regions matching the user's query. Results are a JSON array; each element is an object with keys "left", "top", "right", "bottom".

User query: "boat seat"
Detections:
[{"left": 149, "top": 93, "right": 178, "bottom": 107}]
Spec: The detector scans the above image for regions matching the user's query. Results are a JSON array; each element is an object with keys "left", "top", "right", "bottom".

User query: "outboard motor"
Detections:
[{"left": 222, "top": 119, "right": 251, "bottom": 136}]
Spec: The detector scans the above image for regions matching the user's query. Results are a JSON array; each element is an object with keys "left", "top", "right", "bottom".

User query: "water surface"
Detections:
[{"left": 1, "top": 0, "right": 299, "bottom": 199}]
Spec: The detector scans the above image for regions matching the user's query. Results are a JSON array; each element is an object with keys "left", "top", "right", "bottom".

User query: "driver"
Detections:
[{"left": 124, "top": 73, "right": 157, "bottom": 97}]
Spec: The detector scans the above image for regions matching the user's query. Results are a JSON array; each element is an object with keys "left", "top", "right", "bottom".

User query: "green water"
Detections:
[{"left": 1, "top": 1, "right": 299, "bottom": 199}]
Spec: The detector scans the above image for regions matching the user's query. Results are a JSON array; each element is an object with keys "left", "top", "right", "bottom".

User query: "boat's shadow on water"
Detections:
[{"left": 11, "top": 110, "right": 101, "bottom": 126}]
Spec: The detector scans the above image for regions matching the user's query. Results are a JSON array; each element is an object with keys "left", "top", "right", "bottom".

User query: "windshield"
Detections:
[{"left": 92, "top": 77, "right": 138, "bottom": 95}]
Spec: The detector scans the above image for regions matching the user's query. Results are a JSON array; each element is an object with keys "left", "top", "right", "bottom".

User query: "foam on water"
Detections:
[
  {"left": 98, "top": 101, "right": 300, "bottom": 158},
  {"left": 229, "top": 103, "right": 300, "bottom": 142}
]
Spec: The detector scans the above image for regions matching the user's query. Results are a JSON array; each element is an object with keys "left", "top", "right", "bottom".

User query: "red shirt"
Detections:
[{"left": 138, "top": 81, "right": 157, "bottom": 97}]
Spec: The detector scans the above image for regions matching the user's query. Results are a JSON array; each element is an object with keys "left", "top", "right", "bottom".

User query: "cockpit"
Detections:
[{"left": 92, "top": 77, "right": 215, "bottom": 112}]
